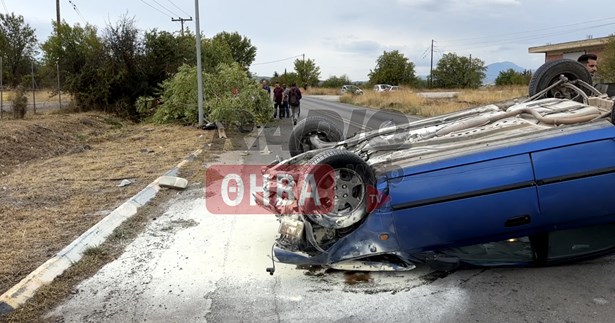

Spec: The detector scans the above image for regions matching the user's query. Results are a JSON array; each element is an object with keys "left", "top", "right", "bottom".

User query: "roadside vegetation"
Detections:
[{"left": 339, "top": 85, "right": 528, "bottom": 116}]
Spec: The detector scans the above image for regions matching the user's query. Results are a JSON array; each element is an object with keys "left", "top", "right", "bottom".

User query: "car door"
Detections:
[
  {"left": 388, "top": 154, "right": 540, "bottom": 253},
  {"left": 531, "top": 138, "right": 615, "bottom": 229}
]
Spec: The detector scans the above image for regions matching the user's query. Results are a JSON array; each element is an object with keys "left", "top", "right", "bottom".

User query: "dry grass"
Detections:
[
  {"left": 305, "top": 87, "right": 340, "bottom": 95},
  {"left": 0, "top": 111, "right": 217, "bottom": 299},
  {"left": 0, "top": 89, "right": 68, "bottom": 102},
  {"left": 340, "top": 85, "right": 528, "bottom": 116}
]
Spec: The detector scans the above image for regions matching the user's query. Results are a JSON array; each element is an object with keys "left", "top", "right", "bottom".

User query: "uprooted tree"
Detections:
[{"left": 147, "top": 62, "right": 272, "bottom": 127}]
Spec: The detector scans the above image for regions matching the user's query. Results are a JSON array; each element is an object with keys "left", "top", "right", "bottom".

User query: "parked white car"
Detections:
[
  {"left": 340, "top": 85, "right": 363, "bottom": 95},
  {"left": 373, "top": 84, "right": 392, "bottom": 92}
]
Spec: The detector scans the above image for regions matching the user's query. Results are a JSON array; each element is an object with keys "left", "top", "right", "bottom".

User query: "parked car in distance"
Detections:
[
  {"left": 373, "top": 84, "right": 392, "bottom": 92},
  {"left": 389, "top": 85, "right": 400, "bottom": 92},
  {"left": 340, "top": 85, "right": 363, "bottom": 95}
]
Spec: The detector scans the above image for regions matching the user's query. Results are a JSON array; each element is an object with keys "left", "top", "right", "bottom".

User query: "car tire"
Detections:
[
  {"left": 289, "top": 116, "right": 343, "bottom": 157},
  {"left": 302, "top": 149, "right": 375, "bottom": 229},
  {"left": 528, "top": 59, "right": 592, "bottom": 100}
]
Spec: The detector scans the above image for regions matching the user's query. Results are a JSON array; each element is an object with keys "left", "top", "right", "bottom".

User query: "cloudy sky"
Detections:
[{"left": 4, "top": 0, "right": 615, "bottom": 81}]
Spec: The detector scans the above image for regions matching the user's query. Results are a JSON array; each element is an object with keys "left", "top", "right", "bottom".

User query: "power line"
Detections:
[
  {"left": 166, "top": 0, "right": 191, "bottom": 17},
  {"left": 439, "top": 16, "right": 615, "bottom": 44},
  {"left": 252, "top": 54, "right": 304, "bottom": 66},
  {"left": 0, "top": 0, "right": 8, "bottom": 14},
  {"left": 150, "top": 0, "right": 180, "bottom": 17},
  {"left": 67, "top": 0, "right": 87, "bottom": 25},
  {"left": 441, "top": 21, "right": 615, "bottom": 53},
  {"left": 139, "top": 0, "right": 173, "bottom": 18}
]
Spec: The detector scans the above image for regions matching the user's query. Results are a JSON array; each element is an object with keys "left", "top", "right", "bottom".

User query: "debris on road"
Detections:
[{"left": 158, "top": 176, "right": 188, "bottom": 189}]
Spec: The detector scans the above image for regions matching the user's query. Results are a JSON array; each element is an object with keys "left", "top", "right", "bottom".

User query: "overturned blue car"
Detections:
[{"left": 257, "top": 59, "right": 615, "bottom": 272}]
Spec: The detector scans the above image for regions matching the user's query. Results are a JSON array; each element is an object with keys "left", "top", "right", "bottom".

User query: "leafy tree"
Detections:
[
  {"left": 142, "top": 29, "right": 194, "bottom": 93},
  {"left": 598, "top": 36, "right": 615, "bottom": 83},
  {"left": 41, "top": 16, "right": 258, "bottom": 119},
  {"left": 212, "top": 31, "right": 256, "bottom": 70},
  {"left": 153, "top": 63, "right": 271, "bottom": 126},
  {"left": 321, "top": 75, "right": 352, "bottom": 88},
  {"left": 41, "top": 22, "right": 107, "bottom": 110},
  {"left": 432, "top": 53, "right": 486, "bottom": 88},
  {"left": 0, "top": 13, "right": 37, "bottom": 87},
  {"left": 294, "top": 58, "right": 321, "bottom": 87},
  {"left": 495, "top": 68, "right": 531, "bottom": 86},
  {"left": 201, "top": 36, "right": 234, "bottom": 74},
  {"left": 368, "top": 50, "right": 418, "bottom": 86},
  {"left": 272, "top": 71, "right": 299, "bottom": 87},
  {"left": 102, "top": 15, "right": 147, "bottom": 117}
]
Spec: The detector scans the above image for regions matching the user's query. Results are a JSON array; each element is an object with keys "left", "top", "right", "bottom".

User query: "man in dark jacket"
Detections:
[
  {"left": 273, "top": 82, "right": 284, "bottom": 119},
  {"left": 288, "top": 82, "right": 302, "bottom": 125}
]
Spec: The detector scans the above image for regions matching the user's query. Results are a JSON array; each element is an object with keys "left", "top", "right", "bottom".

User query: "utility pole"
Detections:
[
  {"left": 56, "top": 0, "right": 61, "bottom": 27},
  {"left": 429, "top": 39, "right": 434, "bottom": 88},
  {"left": 194, "top": 0, "right": 204, "bottom": 127},
  {"left": 172, "top": 17, "right": 193, "bottom": 35},
  {"left": 56, "top": 0, "right": 62, "bottom": 109},
  {"left": 31, "top": 61, "right": 36, "bottom": 114},
  {"left": 57, "top": 61, "right": 61, "bottom": 108}
]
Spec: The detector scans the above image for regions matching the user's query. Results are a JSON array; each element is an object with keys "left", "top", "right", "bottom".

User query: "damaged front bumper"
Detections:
[{"left": 269, "top": 210, "right": 419, "bottom": 272}]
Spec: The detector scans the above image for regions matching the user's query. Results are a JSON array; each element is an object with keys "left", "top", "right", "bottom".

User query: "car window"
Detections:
[{"left": 548, "top": 222, "right": 615, "bottom": 260}]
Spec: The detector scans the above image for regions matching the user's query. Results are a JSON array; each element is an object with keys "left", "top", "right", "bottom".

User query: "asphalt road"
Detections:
[{"left": 48, "top": 96, "right": 615, "bottom": 322}]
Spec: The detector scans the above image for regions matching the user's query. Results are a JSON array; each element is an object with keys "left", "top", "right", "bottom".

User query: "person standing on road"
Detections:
[
  {"left": 261, "top": 79, "right": 271, "bottom": 94},
  {"left": 288, "top": 82, "right": 302, "bottom": 125},
  {"left": 273, "top": 82, "right": 284, "bottom": 119},
  {"left": 578, "top": 54, "right": 598, "bottom": 77},
  {"left": 282, "top": 84, "right": 290, "bottom": 118}
]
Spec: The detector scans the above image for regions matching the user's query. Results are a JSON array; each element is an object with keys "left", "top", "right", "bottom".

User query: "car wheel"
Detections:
[
  {"left": 528, "top": 59, "right": 592, "bottom": 100},
  {"left": 289, "top": 116, "right": 343, "bottom": 157},
  {"left": 302, "top": 150, "right": 375, "bottom": 229}
]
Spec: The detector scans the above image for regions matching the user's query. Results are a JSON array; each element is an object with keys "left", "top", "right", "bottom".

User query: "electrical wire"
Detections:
[
  {"left": 139, "top": 0, "right": 173, "bottom": 18},
  {"left": 445, "top": 22, "right": 615, "bottom": 49},
  {"left": 67, "top": 0, "right": 87, "bottom": 25},
  {"left": 432, "top": 18, "right": 615, "bottom": 56},
  {"left": 0, "top": 0, "right": 8, "bottom": 14},
  {"left": 439, "top": 15, "right": 615, "bottom": 44},
  {"left": 166, "top": 0, "right": 192, "bottom": 18},
  {"left": 150, "top": 0, "right": 180, "bottom": 18},
  {"left": 252, "top": 54, "right": 304, "bottom": 66}
]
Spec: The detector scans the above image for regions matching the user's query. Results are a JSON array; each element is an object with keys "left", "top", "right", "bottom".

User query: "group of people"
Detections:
[{"left": 262, "top": 80, "right": 302, "bottom": 125}]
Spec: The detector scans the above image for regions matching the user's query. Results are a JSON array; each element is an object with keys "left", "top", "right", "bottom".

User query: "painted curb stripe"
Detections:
[{"left": 0, "top": 148, "right": 204, "bottom": 315}]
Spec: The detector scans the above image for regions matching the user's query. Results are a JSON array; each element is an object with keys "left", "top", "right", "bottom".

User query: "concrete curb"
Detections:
[{"left": 0, "top": 148, "right": 204, "bottom": 315}]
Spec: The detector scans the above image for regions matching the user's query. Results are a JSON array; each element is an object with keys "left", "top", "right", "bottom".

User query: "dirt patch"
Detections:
[{"left": 0, "top": 111, "right": 223, "bottom": 297}]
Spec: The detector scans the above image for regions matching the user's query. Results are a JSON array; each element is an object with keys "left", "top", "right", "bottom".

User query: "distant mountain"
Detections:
[{"left": 484, "top": 61, "right": 526, "bottom": 84}]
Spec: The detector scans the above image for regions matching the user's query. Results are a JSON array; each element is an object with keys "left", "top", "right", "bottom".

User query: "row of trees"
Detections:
[
  {"left": 0, "top": 11, "right": 267, "bottom": 123},
  {"left": 40, "top": 17, "right": 258, "bottom": 118},
  {"left": 4, "top": 10, "right": 615, "bottom": 123},
  {"left": 319, "top": 50, "right": 498, "bottom": 89}
]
